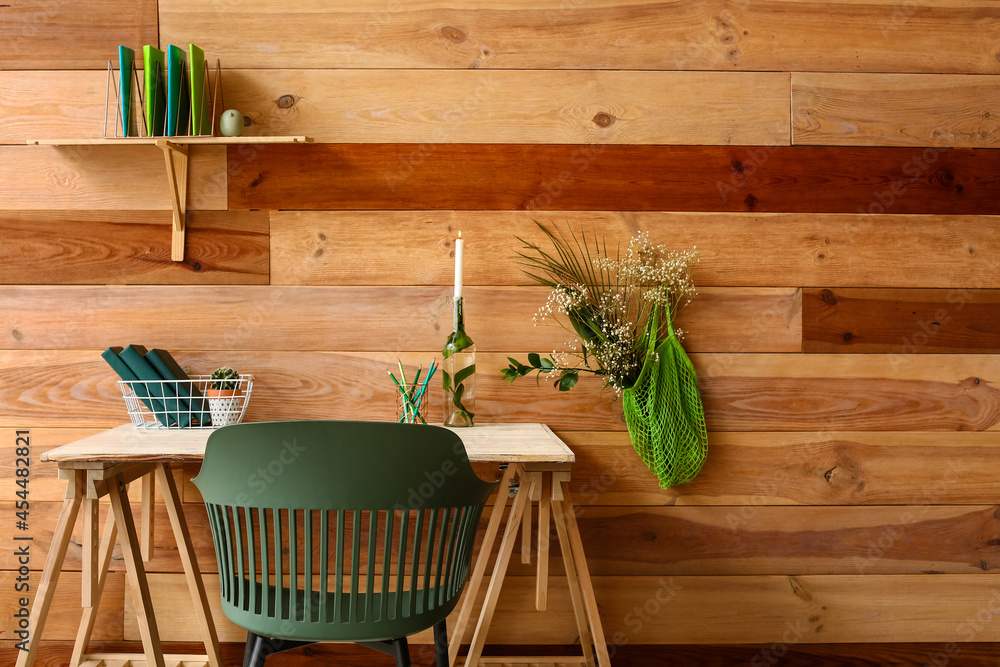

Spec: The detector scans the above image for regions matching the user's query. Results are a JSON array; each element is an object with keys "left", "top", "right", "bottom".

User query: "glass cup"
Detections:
[{"left": 395, "top": 382, "right": 428, "bottom": 424}]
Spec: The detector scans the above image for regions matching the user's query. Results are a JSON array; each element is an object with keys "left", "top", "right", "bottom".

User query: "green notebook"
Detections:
[
  {"left": 102, "top": 346, "right": 169, "bottom": 426},
  {"left": 118, "top": 46, "right": 135, "bottom": 137},
  {"left": 145, "top": 348, "right": 211, "bottom": 426},
  {"left": 165, "top": 45, "right": 190, "bottom": 136},
  {"left": 119, "top": 345, "right": 182, "bottom": 427},
  {"left": 188, "top": 44, "right": 211, "bottom": 136},
  {"left": 142, "top": 45, "right": 166, "bottom": 136}
]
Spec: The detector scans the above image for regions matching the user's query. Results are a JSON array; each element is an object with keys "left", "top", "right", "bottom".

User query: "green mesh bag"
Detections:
[{"left": 622, "top": 306, "right": 708, "bottom": 489}]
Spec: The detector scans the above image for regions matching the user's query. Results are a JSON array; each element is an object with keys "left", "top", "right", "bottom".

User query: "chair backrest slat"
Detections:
[
  {"left": 207, "top": 505, "right": 227, "bottom": 600},
  {"left": 221, "top": 507, "right": 236, "bottom": 605},
  {"left": 435, "top": 507, "right": 455, "bottom": 608},
  {"left": 319, "top": 509, "right": 329, "bottom": 623},
  {"left": 304, "top": 509, "right": 313, "bottom": 622},
  {"left": 289, "top": 509, "right": 298, "bottom": 621},
  {"left": 274, "top": 511, "right": 283, "bottom": 619},
  {"left": 365, "top": 510, "right": 377, "bottom": 622},
  {"left": 349, "top": 509, "right": 361, "bottom": 624},
  {"left": 409, "top": 509, "right": 425, "bottom": 618},
  {"left": 259, "top": 509, "right": 270, "bottom": 616},
  {"left": 334, "top": 509, "right": 345, "bottom": 624},
  {"left": 245, "top": 507, "right": 257, "bottom": 614},
  {"left": 380, "top": 509, "right": 394, "bottom": 622},
  {"left": 423, "top": 508, "right": 438, "bottom": 609},
  {"left": 394, "top": 508, "right": 409, "bottom": 620}
]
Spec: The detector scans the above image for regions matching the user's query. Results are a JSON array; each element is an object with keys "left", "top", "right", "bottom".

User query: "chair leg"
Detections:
[
  {"left": 433, "top": 620, "right": 449, "bottom": 667},
  {"left": 245, "top": 634, "right": 318, "bottom": 666},
  {"left": 392, "top": 637, "right": 412, "bottom": 667},
  {"left": 243, "top": 631, "right": 267, "bottom": 667}
]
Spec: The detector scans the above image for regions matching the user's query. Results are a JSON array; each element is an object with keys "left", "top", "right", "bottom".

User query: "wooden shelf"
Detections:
[
  {"left": 27, "top": 136, "right": 310, "bottom": 146},
  {"left": 26, "top": 136, "right": 312, "bottom": 261}
]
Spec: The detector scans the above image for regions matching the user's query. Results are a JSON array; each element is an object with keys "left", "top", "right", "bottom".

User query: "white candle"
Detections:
[{"left": 454, "top": 232, "right": 464, "bottom": 298}]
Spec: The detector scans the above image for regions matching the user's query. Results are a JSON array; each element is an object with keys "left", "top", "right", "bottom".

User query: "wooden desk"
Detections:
[{"left": 19, "top": 423, "right": 610, "bottom": 667}]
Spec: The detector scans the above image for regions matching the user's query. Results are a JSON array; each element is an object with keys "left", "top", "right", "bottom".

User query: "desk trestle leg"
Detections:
[
  {"left": 71, "top": 501, "right": 118, "bottom": 666},
  {"left": 450, "top": 464, "right": 518, "bottom": 666},
  {"left": 15, "top": 489, "right": 83, "bottom": 667},
  {"left": 456, "top": 467, "right": 611, "bottom": 667},
  {"left": 108, "top": 476, "right": 166, "bottom": 667}
]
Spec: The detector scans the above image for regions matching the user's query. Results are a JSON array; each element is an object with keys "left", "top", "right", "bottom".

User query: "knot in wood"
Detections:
[
  {"left": 593, "top": 112, "right": 615, "bottom": 128},
  {"left": 277, "top": 95, "right": 296, "bottom": 109},
  {"left": 743, "top": 193, "right": 758, "bottom": 211},
  {"left": 441, "top": 26, "right": 467, "bottom": 43},
  {"left": 821, "top": 289, "right": 838, "bottom": 306}
]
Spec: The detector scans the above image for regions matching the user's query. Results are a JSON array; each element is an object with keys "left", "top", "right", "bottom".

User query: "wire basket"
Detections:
[{"left": 118, "top": 375, "right": 253, "bottom": 429}]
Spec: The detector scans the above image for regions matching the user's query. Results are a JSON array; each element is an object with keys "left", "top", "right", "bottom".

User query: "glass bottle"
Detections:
[{"left": 442, "top": 296, "right": 475, "bottom": 427}]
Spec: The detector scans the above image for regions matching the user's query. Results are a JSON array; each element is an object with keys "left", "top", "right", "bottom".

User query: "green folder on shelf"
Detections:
[
  {"left": 145, "top": 348, "right": 211, "bottom": 426},
  {"left": 143, "top": 45, "right": 166, "bottom": 136},
  {"left": 101, "top": 346, "right": 170, "bottom": 426},
  {"left": 165, "top": 45, "right": 190, "bottom": 136},
  {"left": 188, "top": 44, "right": 211, "bottom": 136},
  {"left": 118, "top": 46, "right": 135, "bottom": 137}
]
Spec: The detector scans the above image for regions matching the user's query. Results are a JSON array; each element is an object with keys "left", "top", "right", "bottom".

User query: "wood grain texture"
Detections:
[
  {"left": 573, "top": 505, "right": 1000, "bottom": 577},
  {"left": 2, "top": 351, "right": 997, "bottom": 432},
  {"left": 793, "top": 73, "right": 1000, "bottom": 148},
  {"left": 803, "top": 288, "right": 1000, "bottom": 354},
  {"left": 0, "top": 211, "right": 269, "bottom": 284},
  {"left": 130, "top": 572, "right": 1000, "bottom": 643},
  {"left": 0, "top": 429, "right": 106, "bottom": 501},
  {"left": 7, "top": 641, "right": 1000, "bottom": 667},
  {"left": 0, "top": 146, "right": 227, "bottom": 211},
  {"left": 270, "top": 211, "right": 1000, "bottom": 289},
  {"left": 4, "top": 69, "right": 784, "bottom": 146},
  {"left": 158, "top": 0, "right": 1000, "bottom": 73},
  {"left": 221, "top": 69, "right": 789, "bottom": 145},
  {"left": 19, "top": 499, "right": 998, "bottom": 577},
  {"left": 697, "top": 353, "right": 1000, "bottom": 432},
  {"left": 0, "top": 572, "right": 125, "bottom": 640},
  {"left": 229, "top": 144, "right": 1000, "bottom": 214},
  {"left": 561, "top": 431, "right": 1000, "bottom": 507},
  {"left": 0, "top": 71, "right": 107, "bottom": 144},
  {"left": 0, "top": 0, "right": 157, "bottom": 70},
  {"left": 0, "top": 285, "right": 799, "bottom": 353}
]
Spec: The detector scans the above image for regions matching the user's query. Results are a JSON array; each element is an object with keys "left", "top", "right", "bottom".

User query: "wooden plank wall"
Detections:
[{"left": 2, "top": 0, "right": 1000, "bottom": 663}]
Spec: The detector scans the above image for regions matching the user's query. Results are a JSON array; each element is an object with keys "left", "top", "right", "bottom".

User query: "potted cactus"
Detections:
[{"left": 206, "top": 366, "right": 242, "bottom": 427}]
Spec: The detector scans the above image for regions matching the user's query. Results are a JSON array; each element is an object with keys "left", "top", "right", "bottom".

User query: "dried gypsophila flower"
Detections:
[{"left": 507, "top": 222, "right": 699, "bottom": 393}]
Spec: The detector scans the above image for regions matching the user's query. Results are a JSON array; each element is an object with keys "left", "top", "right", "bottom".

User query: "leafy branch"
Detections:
[{"left": 501, "top": 353, "right": 605, "bottom": 392}]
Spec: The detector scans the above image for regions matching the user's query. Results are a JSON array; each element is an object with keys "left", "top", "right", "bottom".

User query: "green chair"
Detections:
[{"left": 192, "top": 420, "right": 498, "bottom": 667}]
